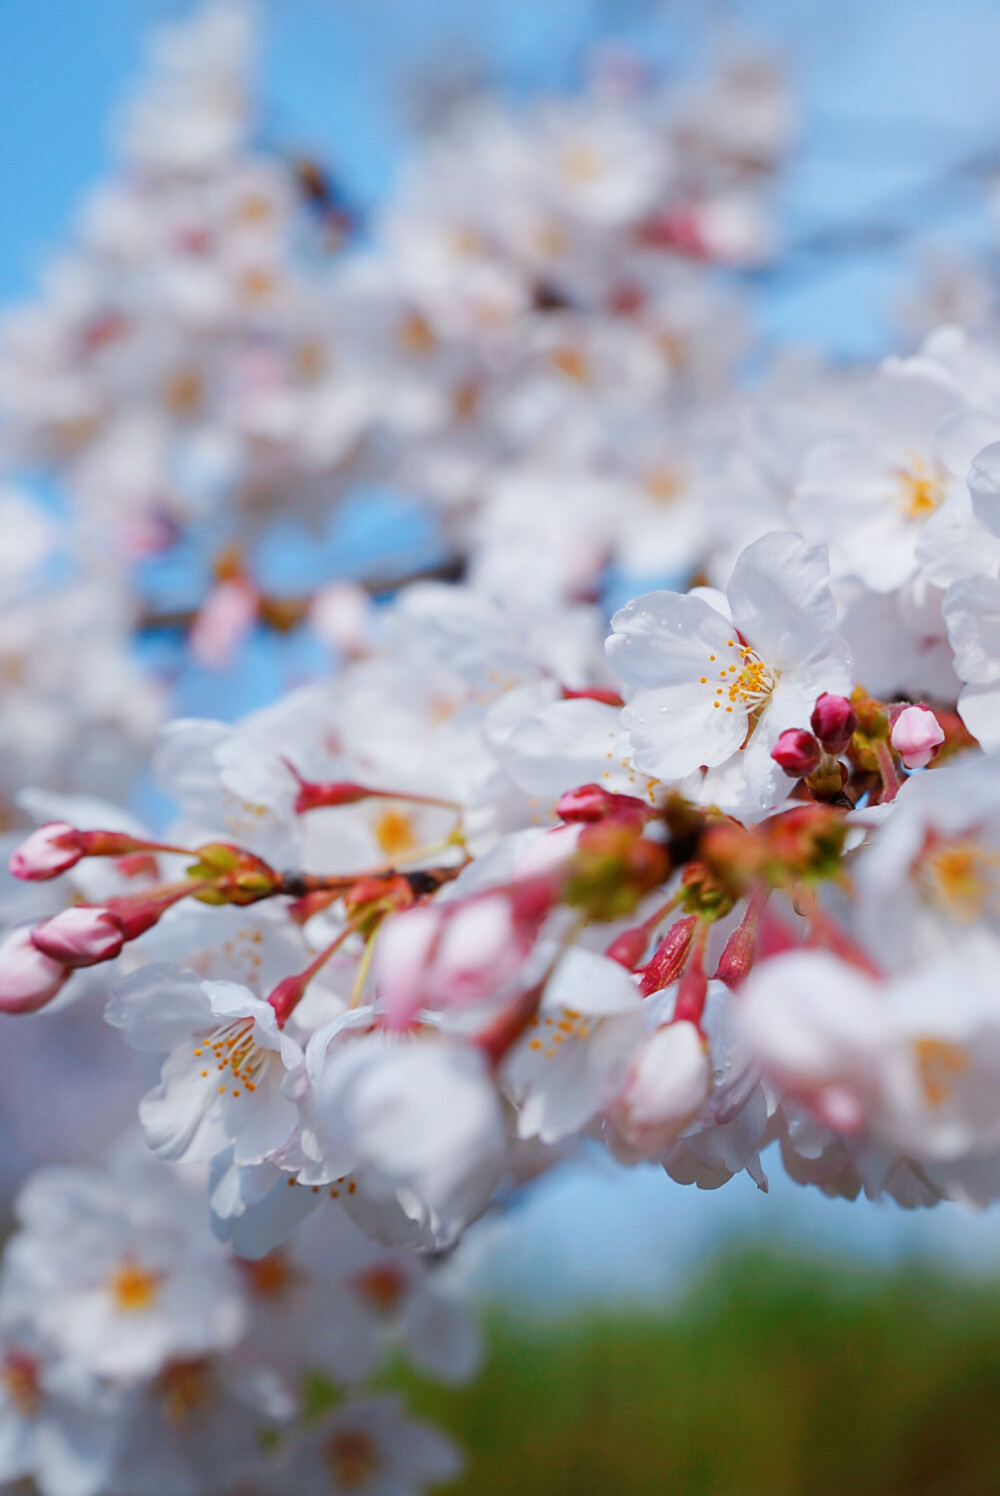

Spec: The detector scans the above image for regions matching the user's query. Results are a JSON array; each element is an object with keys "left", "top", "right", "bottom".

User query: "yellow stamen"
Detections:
[
  {"left": 913, "top": 1037, "right": 969, "bottom": 1109},
  {"left": 111, "top": 1260, "right": 160, "bottom": 1314}
]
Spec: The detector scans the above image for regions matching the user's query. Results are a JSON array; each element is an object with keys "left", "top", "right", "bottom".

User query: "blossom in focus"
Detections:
[{"left": 607, "top": 530, "right": 852, "bottom": 807}]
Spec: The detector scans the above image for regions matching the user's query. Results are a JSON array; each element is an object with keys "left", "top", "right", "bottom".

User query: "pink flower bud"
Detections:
[
  {"left": 610, "top": 1021, "right": 710, "bottom": 1155},
  {"left": 892, "top": 703, "right": 946, "bottom": 771},
  {"left": 810, "top": 693, "right": 858, "bottom": 754},
  {"left": 771, "top": 729, "right": 822, "bottom": 777},
  {"left": 8, "top": 823, "right": 82, "bottom": 881},
  {"left": 890, "top": 704, "right": 945, "bottom": 770},
  {"left": 555, "top": 783, "right": 649, "bottom": 824},
  {"left": 377, "top": 894, "right": 528, "bottom": 1030},
  {"left": 31, "top": 907, "right": 124, "bottom": 968},
  {"left": 0, "top": 926, "right": 71, "bottom": 1012}
]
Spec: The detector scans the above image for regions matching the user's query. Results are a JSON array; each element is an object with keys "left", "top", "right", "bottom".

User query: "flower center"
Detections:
[
  {"left": 892, "top": 455, "right": 947, "bottom": 521},
  {"left": 699, "top": 638, "right": 777, "bottom": 716},
  {"left": 158, "top": 1359, "right": 212, "bottom": 1426},
  {"left": 397, "top": 310, "right": 437, "bottom": 357},
  {"left": 916, "top": 835, "right": 999, "bottom": 923},
  {"left": 239, "top": 267, "right": 277, "bottom": 303},
  {"left": 327, "top": 1429, "right": 380, "bottom": 1489},
  {"left": 913, "top": 1037, "right": 969, "bottom": 1109},
  {"left": 373, "top": 808, "right": 418, "bottom": 858},
  {"left": 527, "top": 1006, "right": 592, "bottom": 1059},
  {"left": 644, "top": 466, "right": 684, "bottom": 505},
  {"left": 1, "top": 1351, "right": 41, "bottom": 1417},
  {"left": 194, "top": 1017, "right": 269, "bottom": 1098},
  {"left": 550, "top": 346, "right": 590, "bottom": 383},
  {"left": 163, "top": 368, "right": 204, "bottom": 416},
  {"left": 239, "top": 1251, "right": 297, "bottom": 1299},
  {"left": 236, "top": 191, "right": 275, "bottom": 225},
  {"left": 111, "top": 1259, "right": 160, "bottom": 1314},
  {"left": 353, "top": 1263, "right": 409, "bottom": 1316},
  {"left": 561, "top": 142, "right": 602, "bottom": 183}
]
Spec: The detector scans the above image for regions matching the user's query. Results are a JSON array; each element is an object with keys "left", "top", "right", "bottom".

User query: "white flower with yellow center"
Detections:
[
  {"left": 607, "top": 531, "right": 852, "bottom": 808},
  {"left": 741, "top": 949, "right": 1000, "bottom": 1164},
  {"left": 854, "top": 753, "right": 1000, "bottom": 970},
  {"left": 793, "top": 357, "right": 997, "bottom": 594},
  {"left": 107, "top": 964, "right": 303, "bottom": 1167},
  {"left": 503, "top": 947, "right": 645, "bottom": 1145},
  {"left": 275, "top": 1394, "right": 462, "bottom": 1496},
  {"left": 1, "top": 1154, "right": 244, "bottom": 1383}
]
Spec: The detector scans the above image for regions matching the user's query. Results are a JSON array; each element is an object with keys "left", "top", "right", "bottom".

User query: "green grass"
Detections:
[{"left": 387, "top": 1249, "right": 1000, "bottom": 1495}]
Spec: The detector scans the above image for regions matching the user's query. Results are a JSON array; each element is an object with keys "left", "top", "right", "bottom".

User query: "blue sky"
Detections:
[{"left": 6, "top": 0, "right": 1000, "bottom": 355}]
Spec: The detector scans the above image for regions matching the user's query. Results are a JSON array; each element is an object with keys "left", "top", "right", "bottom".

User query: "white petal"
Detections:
[
  {"left": 607, "top": 591, "right": 734, "bottom": 689},
  {"left": 727, "top": 531, "right": 837, "bottom": 669}
]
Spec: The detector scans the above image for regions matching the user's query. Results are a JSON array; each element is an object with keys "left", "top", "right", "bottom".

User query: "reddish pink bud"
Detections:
[
  {"left": 9, "top": 823, "right": 82, "bottom": 880},
  {"left": 555, "top": 783, "right": 650, "bottom": 824},
  {"left": 376, "top": 894, "right": 527, "bottom": 1031},
  {"left": 605, "top": 926, "right": 651, "bottom": 970},
  {"left": 639, "top": 916, "right": 698, "bottom": 996},
  {"left": 609, "top": 1020, "right": 710, "bottom": 1154},
  {"left": 890, "top": 704, "right": 945, "bottom": 770},
  {"left": 810, "top": 693, "right": 858, "bottom": 754},
  {"left": 10, "top": 825, "right": 180, "bottom": 882},
  {"left": 0, "top": 926, "right": 71, "bottom": 1012},
  {"left": 31, "top": 907, "right": 124, "bottom": 968},
  {"left": 771, "top": 729, "right": 822, "bottom": 778}
]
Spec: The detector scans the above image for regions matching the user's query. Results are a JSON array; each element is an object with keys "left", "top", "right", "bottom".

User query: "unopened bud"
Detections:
[
  {"left": 810, "top": 693, "right": 858, "bottom": 754},
  {"left": 9, "top": 823, "right": 82, "bottom": 881},
  {"left": 9, "top": 825, "right": 183, "bottom": 883},
  {"left": 771, "top": 729, "right": 822, "bottom": 778},
  {"left": 555, "top": 783, "right": 650, "bottom": 824},
  {"left": 890, "top": 704, "right": 945, "bottom": 770},
  {"left": 609, "top": 1020, "right": 710, "bottom": 1155},
  {"left": 0, "top": 926, "right": 71, "bottom": 1012},
  {"left": 804, "top": 758, "right": 849, "bottom": 802},
  {"left": 31, "top": 907, "right": 124, "bottom": 967}
]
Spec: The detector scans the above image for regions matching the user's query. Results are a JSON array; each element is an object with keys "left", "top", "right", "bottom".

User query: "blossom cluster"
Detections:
[
  {"left": 8, "top": 1, "right": 1000, "bottom": 1492},
  {"left": 0, "top": 1137, "right": 468, "bottom": 1495}
]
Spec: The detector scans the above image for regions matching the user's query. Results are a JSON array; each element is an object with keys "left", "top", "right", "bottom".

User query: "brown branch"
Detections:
[{"left": 138, "top": 553, "right": 467, "bottom": 635}]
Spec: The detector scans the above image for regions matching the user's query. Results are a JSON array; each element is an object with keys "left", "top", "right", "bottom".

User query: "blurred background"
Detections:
[{"left": 6, "top": 1, "right": 1000, "bottom": 1489}]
